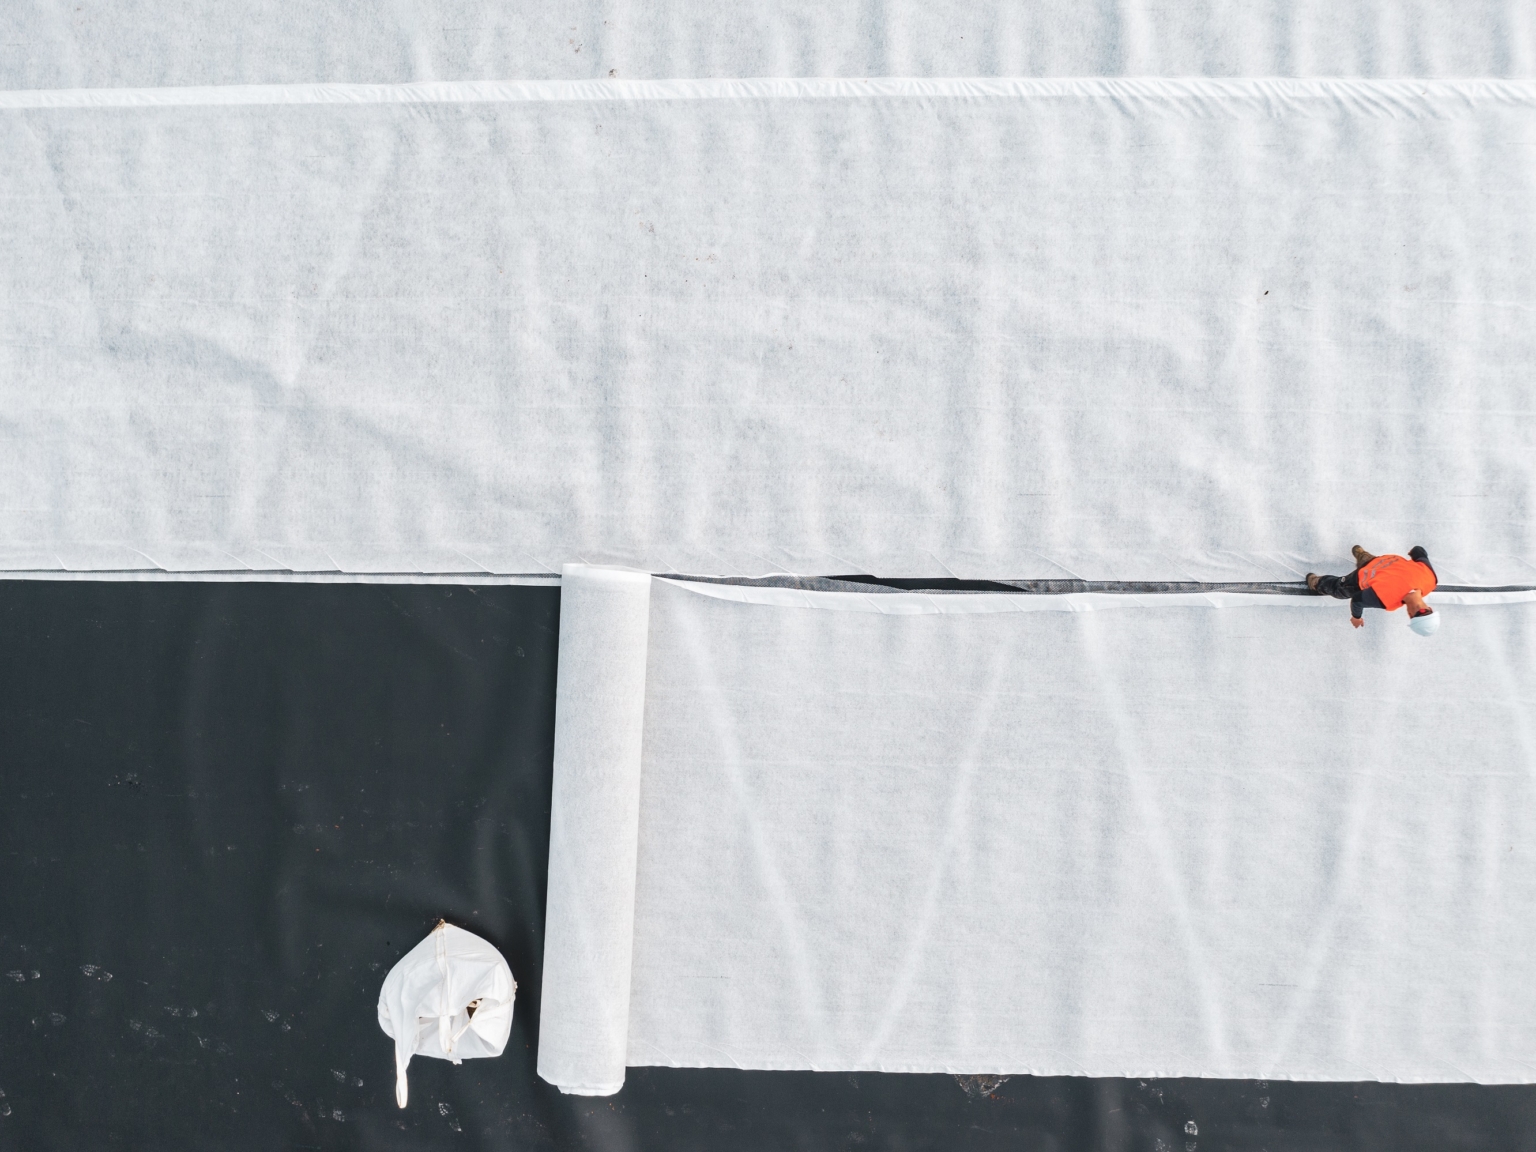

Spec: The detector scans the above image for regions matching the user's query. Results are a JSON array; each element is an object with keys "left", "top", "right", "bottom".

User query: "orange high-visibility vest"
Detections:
[{"left": 1358, "top": 554, "right": 1437, "bottom": 611}]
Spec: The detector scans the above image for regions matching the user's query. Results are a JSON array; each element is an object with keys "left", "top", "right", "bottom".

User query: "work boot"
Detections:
[
  {"left": 1351, "top": 545, "right": 1375, "bottom": 568},
  {"left": 1306, "top": 573, "right": 1321, "bottom": 592}
]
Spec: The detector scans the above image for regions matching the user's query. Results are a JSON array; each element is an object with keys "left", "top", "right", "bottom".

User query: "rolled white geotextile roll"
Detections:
[{"left": 537, "top": 564, "right": 653, "bottom": 1095}]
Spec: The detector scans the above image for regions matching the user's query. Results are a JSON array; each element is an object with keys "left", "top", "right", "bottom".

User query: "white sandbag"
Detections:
[{"left": 377, "top": 921, "right": 516, "bottom": 1108}]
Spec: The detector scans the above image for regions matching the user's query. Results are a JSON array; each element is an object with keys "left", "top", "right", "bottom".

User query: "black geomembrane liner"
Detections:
[{"left": 2, "top": 581, "right": 1533, "bottom": 1150}]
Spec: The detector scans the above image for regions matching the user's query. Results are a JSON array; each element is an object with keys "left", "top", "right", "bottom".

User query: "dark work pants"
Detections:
[
  {"left": 1314, "top": 570, "right": 1361, "bottom": 599},
  {"left": 1314, "top": 569, "right": 1385, "bottom": 617}
]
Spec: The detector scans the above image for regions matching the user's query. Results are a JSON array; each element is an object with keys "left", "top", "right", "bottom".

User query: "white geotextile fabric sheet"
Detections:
[
  {"left": 539, "top": 566, "right": 1536, "bottom": 1092},
  {"left": 3, "top": 79, "right": 1535, "bottom": 582},
  {"left": 3, "top": 1, "right": 1532, "bottom": 91}
]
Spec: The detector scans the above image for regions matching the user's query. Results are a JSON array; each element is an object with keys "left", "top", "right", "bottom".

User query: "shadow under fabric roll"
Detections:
[{"left": 537, "top": 565, "right": 653, "bottom": 1095}]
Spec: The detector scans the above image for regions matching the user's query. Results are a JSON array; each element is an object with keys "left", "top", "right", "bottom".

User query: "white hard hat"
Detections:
[{"left": 1408, "top": 609, "right": 1440, "bottom": 637}]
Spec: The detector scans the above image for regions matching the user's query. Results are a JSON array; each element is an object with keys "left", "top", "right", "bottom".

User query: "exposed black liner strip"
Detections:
[
  {"left": 4, "top": 569, "right": 1529, "bottom": 595},
  {"left": 0, "top": 568, "right": 564, "bottom": 580},
  {"left": 838, "top": 576, "right": 1314, "bottom": 594},
  {"left": 665, "top": 574, "right": 1536, "bottom": 596}
]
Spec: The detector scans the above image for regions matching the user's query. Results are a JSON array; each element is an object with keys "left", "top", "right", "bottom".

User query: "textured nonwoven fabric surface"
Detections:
[
  {"left": 3, "top": 79, "right": 1534, "bottom": 582},
  {"left": 536, "top": 574, "right": 1536, "bottom": 1090},
  {"left": 4, "top": 1, "right": 1534, "bottom": 91}
]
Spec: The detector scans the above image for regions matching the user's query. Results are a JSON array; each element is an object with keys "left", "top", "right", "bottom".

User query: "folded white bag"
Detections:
[{"left": 377, "top": 921, "right": 516, "bottom": 1108}]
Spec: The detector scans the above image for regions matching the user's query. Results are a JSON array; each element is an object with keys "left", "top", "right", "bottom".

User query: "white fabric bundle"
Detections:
[
  {"left": 538, "top": 569, "right": 1536, "bottom": 1093},
  {"left": 377, "top": 921, "right": 516, "bottom": 1108}
]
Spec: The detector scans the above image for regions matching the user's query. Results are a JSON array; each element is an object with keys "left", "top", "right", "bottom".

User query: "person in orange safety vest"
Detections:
[{"left": 1307, "top": 546, "right": 1439, "bottom": 635}]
